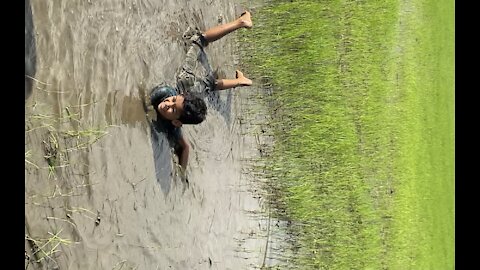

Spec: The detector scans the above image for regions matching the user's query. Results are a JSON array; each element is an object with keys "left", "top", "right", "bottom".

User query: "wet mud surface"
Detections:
[{"left": 25, "top": 0, "right": 288, "bottom": 269}]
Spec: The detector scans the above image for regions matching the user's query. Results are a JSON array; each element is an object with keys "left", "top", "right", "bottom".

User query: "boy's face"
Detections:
[{"left": 157, "top": 95, "right": 185, "bottom": 121}]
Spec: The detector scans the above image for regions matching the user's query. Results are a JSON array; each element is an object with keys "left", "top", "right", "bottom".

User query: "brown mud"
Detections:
[{"left": 25, "top": 0, "right": 291, "bottom": 269}]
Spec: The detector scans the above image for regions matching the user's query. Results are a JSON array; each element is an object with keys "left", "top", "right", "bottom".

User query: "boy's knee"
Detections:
[{"left": 176, "top": 76, "right": 195, "bottom": 93}]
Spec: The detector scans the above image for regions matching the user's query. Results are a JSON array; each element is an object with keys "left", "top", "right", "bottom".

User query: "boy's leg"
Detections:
[
  {"left": 214, "top": 70, "right": 252, "bottom": 90},
  {"left": 177, "top": 11, "right": 253, "bottom": 93},
  {"left": 176, "top": 34, "right": 208, "bottom": 94},
  {"left": 202, "top": 11, "right": 252, "bottom": 43}
]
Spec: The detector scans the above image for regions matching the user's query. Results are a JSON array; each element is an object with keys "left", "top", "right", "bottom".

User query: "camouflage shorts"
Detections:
[{"left": 175, "top": 28, "right": 216, "bottom": 95}]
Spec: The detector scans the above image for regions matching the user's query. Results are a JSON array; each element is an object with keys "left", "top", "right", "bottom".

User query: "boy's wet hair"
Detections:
[
  {"left": 179, "top": 92, "right": 207, "bottom": 124},
  {"left": 150, "top": 84, "right": 174, "bottom": 109}
]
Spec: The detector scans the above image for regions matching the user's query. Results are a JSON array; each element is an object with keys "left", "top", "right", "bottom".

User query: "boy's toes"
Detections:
[{"left": 239, "top": 11, "right": 253, "bottom": 28}]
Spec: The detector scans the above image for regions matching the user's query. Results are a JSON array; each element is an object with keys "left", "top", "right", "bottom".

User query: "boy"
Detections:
[{"left": 149, "top": 11, "right": 253, "bottom": 177}]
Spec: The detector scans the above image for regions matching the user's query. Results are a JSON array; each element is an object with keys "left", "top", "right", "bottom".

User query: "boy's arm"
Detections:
[{"left": 177, "top": 134, "right": 190, "bottom": 173}]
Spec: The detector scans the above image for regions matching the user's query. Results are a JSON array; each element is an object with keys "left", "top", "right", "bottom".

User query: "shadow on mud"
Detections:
[
  {"left": 25, "top": 0, "right": 36, "bottom": 101},
  {"left": 148, "top": 122, "right": 175, "bottom": 194},
  {"left": 205, "top": 89, "right": 233, "bottom": 126},
  {"left": 196, "top": 47, "right": 234, "bottom": 126}
]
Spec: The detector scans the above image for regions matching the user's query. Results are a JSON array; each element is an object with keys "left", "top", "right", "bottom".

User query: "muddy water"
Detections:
[{"left": 25, "top": 0, "right": 286, "bottom": 269}]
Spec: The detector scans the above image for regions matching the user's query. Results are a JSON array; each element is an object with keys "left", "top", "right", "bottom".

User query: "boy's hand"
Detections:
[{"left": 179, "top": 167, "right": 189, "bottom": 184}]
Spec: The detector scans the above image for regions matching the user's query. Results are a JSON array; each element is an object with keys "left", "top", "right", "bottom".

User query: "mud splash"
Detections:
[{"left": 25, "top": 0, "right": 290, "bottom": 269}]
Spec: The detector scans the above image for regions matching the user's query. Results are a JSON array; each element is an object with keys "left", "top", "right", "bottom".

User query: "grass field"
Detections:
[{"left": 239, "top": 0, "right": 454, "bottom": 268}]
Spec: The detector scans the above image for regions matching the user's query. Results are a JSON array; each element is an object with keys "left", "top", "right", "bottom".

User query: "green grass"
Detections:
[
  {"left": 25, "top": 229, "right": 72, "bottom": 266},
  {"left": 239, "top": 0, "right": 454, "bottom": 269}
]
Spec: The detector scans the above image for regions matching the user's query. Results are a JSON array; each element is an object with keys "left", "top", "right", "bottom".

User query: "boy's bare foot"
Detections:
[
  {"left": 239, "top": 11, "right": 253, "bottom": 29},
  {"left": 235, "top": 70, "right": 253, "bottom": 86}
]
